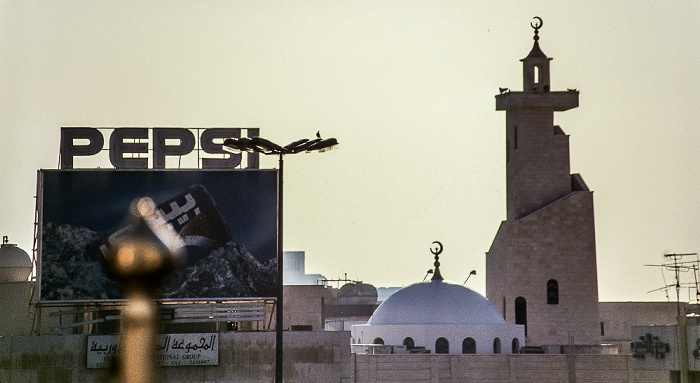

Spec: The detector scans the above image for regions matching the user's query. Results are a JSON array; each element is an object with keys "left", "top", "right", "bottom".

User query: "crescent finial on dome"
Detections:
[{"left": 430, "top": 241, "right": 444, "bottom": 281}]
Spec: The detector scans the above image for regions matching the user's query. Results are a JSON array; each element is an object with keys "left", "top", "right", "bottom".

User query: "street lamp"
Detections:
[
  {"left": 464, "top": 270, "right": 477, "bottom": 284},
  {"left": 223, "top": 133, "right": 338, "bottom": 383}
]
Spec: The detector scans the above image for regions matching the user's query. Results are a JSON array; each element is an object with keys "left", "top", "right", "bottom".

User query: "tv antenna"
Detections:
[{"left": 646, "top": 252, "right": 699, "bottom": 316}]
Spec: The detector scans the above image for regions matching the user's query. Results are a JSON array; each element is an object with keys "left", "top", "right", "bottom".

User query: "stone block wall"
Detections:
[
  {"left": 0, "top": 331, "right": 351, "bottom": 383},
  {"left": 486, "top": 191, "right": 601, "bottom": 346},
  {"left": 505, "top": 110, "right": 571, "bottom": 221},
  {"left": 350, "top": 354, "right": 669, "bottom": 383},
  {"left": 599, "top": 302, "right": 681, "bottom": 350}
]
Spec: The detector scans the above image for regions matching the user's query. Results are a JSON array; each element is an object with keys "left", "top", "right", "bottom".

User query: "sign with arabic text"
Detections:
[{"left": 87, "top": 333, "right": 219, "bottom": 368}]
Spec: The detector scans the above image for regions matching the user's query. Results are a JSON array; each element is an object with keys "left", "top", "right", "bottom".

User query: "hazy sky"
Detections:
[{"left": 1, "top": 1, "right": 698, "bottom": 302}]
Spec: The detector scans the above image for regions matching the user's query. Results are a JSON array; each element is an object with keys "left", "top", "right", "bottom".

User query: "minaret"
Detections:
[
  {"left": 496, "top": 17, "right": 579, "bottom": 221},
  {"left": 486, "top": 18, "right": 600, "bottom": 346}
]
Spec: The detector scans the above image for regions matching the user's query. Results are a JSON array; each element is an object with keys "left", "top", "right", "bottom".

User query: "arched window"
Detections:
[
  {"left": 402, "top": 337, "right": 415, "bottom": 350},
  {"left": 435, "top": 337, "right": 449, "bottom": 354},
  {"left": 547, "top": 279, "right": 559, "bottom": 304},
  {"left": 515, "top": 296, "right": 527, "bottom": 336},
  {"left": 462, "top": 337, "right": 476, "bottom": 354},
  {"left": 493, "top": 337, "right": 501, "bottom": 354},
  {"left": 512, "top": 338, "right": 520, "bottom": 354},
  {"left": 372, "top": 337, "right": 384, "bottom": 345}
]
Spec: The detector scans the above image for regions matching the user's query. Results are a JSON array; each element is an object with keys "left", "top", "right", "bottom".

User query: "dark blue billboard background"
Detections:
[{"left": 39, "top": 169, "right": 278, "bottom": 301}]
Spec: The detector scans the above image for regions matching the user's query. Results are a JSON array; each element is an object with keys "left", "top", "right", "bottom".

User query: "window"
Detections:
[
  {"left": 534, "top": 65, "right": 540, "bottom": 84},
  {"left": 512, "top": 338, "right": 520, "bottom": 354},
  {"left": 547, "top": 279, "right": 559, "bottom": 305},
  {"left": 403, "top": 337, "right": 415, "bottom": 350},
  {"left": 515, "top": 296, "right": 527, "bottom": 336},
  {"left": 493, "top": 338, "right": 501, "bottom": 354},
  {"left": 373, "top": 337, "right": 384, "bottom": 345},
  {"left": 435, "top": 337, "right": 449, "bottom": 354},
  {"left": 506, "top": 138, "right": 510, "bottom": 162},
  {"left": 600, "top": 322, "right": 605, "bottom": 336},
  {"left": 462, "top": 337, "right": 476, "bottom": 354}
]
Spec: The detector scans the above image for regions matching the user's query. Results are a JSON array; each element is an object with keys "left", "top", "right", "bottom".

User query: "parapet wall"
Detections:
[
  {"left": 0, "top": 331, "right": 351, "bottom": 383},
  {"left": 351, "top": 353, "right": 669, "bottom": 383},
  {"left": 0, "top": 333, "right": 674, "bottom": 383}
]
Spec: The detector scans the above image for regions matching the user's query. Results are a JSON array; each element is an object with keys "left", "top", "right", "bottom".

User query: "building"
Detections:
[
  {"left": 352, "top": 250, "right": 524, "bottom": 355},
  {"left": 485, "top": 19, "right": 601, "bottom": 346},
  {"left": 283, "top": 251, "right": 326, "bottom": 286}
]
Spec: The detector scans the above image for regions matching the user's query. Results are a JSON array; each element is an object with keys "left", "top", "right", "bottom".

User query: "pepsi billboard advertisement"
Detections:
[{"left": 38, "top": 169, "right": 278, "bottom": 301}]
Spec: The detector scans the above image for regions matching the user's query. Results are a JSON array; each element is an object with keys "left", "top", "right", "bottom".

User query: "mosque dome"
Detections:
[
  {"left": 368, "top": 279, "right": 506, "bottom": 326},
  {"left": 0, "top": 237, "right": 32, "bottom": 282}
]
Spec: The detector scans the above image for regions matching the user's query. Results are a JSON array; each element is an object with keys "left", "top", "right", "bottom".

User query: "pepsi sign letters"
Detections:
[{"left": 60, "top": 127, "right": 259, "bottom": 169}]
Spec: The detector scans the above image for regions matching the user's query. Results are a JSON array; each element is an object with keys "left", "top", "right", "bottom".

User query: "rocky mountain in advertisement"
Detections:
[{"left": 40, "top": 222, "right": 276, "bottom": 301}]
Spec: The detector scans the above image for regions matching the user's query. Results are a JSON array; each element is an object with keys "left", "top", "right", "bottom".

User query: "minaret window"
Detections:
[
  {"left": 534, "top": 66, "right": 540, "bottom": 84},
  {"left": 547, "top": 279, "right": 559, "bottom": 305}
]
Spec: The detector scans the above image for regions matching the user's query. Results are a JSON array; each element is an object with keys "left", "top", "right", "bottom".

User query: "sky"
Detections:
[{"left": 1, "top": 1, "right": 699, "bottom": 302}]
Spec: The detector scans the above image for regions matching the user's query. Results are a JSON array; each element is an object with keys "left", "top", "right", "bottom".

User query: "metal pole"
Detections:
[
  {"left": 679, "top": 314, "right": 689, "bottom": 383},
  {"left": 275, "top": 153, "right": 284, "bottom": 383}
]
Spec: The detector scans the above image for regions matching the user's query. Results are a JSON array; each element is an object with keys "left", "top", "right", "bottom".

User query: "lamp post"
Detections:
[
  {"left": 223, "top": 134, "right": 338, "bottom": 383},
  {"left": 464, "top": 270, "right": 477, "bottom": 284}
]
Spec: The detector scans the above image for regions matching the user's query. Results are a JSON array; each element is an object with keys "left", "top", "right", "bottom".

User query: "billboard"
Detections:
[{"left": 38, "top": 169, "right": 278, "bottom": 301}]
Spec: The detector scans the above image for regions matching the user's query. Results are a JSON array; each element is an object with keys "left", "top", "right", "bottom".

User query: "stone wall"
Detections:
[
  {"left": 0, "top": 332, "right": 675, "bottom": 382},
  {"left": 351, "top": 353, "right": 669, "bottom": 383},
  {"left": 600, "top": 301, "right": 681, "bottom": 350},
  {"left": 486, "top": 191, "right": 601, "bottom": 346},
  {"left": 0, "top": 331, "right": 351, "bottom": 383}
]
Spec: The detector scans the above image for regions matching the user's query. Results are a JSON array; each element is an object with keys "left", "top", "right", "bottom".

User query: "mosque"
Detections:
[
  {"left": 0, "top": 17, "right": 692, "bottom": 383},
  {"left": 352, "top": 241, "right": 524, "bottom": 355},
  {"left": 352, "top": 17, "right": 598, "bottom": 356}
]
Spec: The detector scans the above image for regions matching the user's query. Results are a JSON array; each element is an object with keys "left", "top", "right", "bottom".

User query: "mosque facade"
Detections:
[{"left": 352, "top": 246, "right": 524, "bottom": 355}]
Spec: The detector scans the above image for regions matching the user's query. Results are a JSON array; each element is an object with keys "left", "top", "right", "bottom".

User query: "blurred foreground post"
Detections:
[
  {"left": 120, "top": 289, "right": 158, "bottom": 383},
  {"left": 104, "top": 198, "right": 184, "bottom": 383}
]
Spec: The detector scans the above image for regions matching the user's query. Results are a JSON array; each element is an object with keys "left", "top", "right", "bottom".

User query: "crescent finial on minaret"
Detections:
[{"left": 531, "top": 17, "right": 543, "bottom": 42}]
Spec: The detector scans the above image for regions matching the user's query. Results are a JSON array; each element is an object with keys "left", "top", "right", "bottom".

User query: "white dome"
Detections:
[
  {"left": 0, "top": 242, "right": 32, "bottom": 282},
  {"left": 368, "top": 279, "right": 506, "bottom": 325}
]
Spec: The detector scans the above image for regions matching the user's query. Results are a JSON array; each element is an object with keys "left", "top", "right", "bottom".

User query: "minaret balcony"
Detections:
[{"left": 496, "top": 90, "right": 579, "bottom": 111}]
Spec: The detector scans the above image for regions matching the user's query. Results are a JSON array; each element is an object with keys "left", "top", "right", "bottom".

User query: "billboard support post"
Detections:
[
  {"left": 223, "top": 134, "right": 338, "bottom": 383},
  {"left": 276, "top": 153, "right": 284, "bottom": 383}
]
